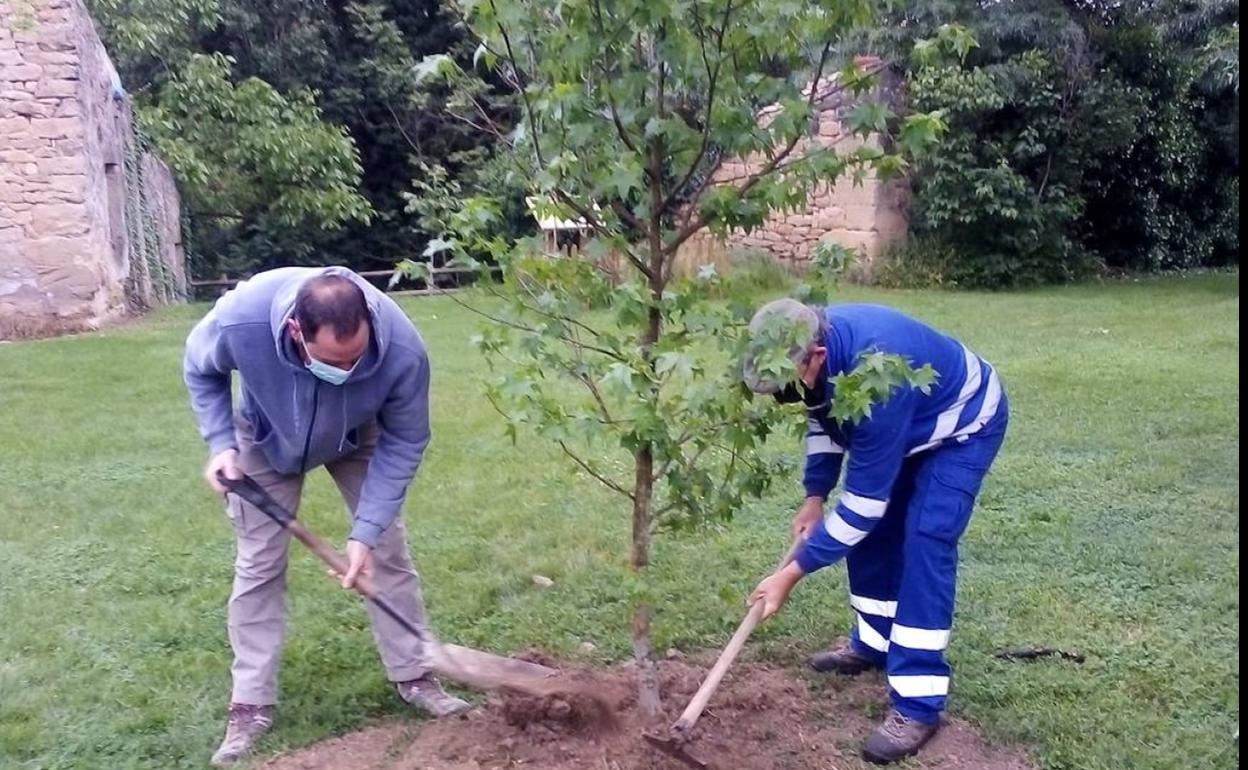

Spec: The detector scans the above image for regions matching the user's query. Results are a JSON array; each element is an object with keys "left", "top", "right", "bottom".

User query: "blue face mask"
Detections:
[{"left": 301, "top": 338, "right": 357, "bottom": 386}]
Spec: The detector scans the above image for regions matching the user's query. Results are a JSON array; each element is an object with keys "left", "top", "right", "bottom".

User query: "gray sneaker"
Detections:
[
  {"left": 396, "top": 674, "right": 470, "bottom": 717},
  {"left": 862, "top": 709, "right": 940, "bottom": 764},
  {"left": 210, "top": 704, "right": 274, "bottom": 767},
  {"left": 808, "top": 639, "right": 883, "bottom": 675}
]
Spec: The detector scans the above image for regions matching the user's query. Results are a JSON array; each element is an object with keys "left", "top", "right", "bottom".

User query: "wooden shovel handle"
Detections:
[
  {"left": 671, "top": 537, "right": 805, "bottom": 733},
  {"left": 771, "top": 536, "right": 806, "bottom": 576},
  {"left": 672, "top": 600, "right": 764, "bottom": 733},
  {"left": 284, "top": 519, "right": 382, "bottom": 600},
  {"left": 221, "top": 473, "right": 438, "bottom": 646},
  {"left": 220, "top": 474, "right": 384, "bottom": 599}
]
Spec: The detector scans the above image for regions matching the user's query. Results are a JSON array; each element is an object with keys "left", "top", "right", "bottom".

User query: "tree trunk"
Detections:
[
  {"left": 631, "top": 444, "right": 661, "bottom": 720},
  {"left": 631, "top": 231, "right": 665, "bottom": 720},
  {"left": 630, "top": 49, "right": 670, "bottom": 722}
]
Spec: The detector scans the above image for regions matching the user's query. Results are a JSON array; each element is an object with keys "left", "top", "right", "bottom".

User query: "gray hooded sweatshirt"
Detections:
[{"left": 183, "top": 266, "right": 431, "bottom": 547}]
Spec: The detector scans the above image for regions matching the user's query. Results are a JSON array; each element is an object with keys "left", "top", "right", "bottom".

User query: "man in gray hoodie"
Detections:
[{"left": 184, "top": 266, "right": 468, "bottom": 766}]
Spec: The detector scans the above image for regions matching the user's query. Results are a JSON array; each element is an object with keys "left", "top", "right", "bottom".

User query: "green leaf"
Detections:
[
  {"left": 898, "top": 111, "right": 947, "bottom": 158},
  {"left": 911, "top": 37, "right": 939, "bottom": 68},
  {"left": 829, "top": 351, "right": 940, "bottom": 425},
  {"left": 394, "top": 259, "right": 430, "bottom": 284},
  {"left": 600, "top": 363, "right": 638, "bottom": 394},
  {"left": 939, "top": 24, "right": 979, "bottom": 63},
  {"left": 655, "top": 352, "right": 695, "bottom": 380},
  {"left": 846, "top": 102, "right": 893, "bottom": 137},
  {"left": 422, "top": 237, "right": 454, "bottom": 257},
  {"left": 413, "top": 54, "right": 457, "bottom": 84},
  {"left": 605, "top": 160, "right": 643, "bottom": 199},
  {"left": 810, "top": 240, "right": 855, "bottom": 282}
]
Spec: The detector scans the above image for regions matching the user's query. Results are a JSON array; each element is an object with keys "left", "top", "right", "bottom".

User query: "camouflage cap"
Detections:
[{"left": 741, "top": 298, "right": 822, "bottom": 394}]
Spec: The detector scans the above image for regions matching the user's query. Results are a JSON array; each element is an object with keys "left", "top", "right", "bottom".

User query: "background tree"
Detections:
[
  {"left": 89, "top": 0, "right": 515, "bottom": 281},
  {"left": 840, "top": 0, "right": 1240, "bottom": 287},
  {"left": 87, "top": 0, "right": 1237, "bottom": 288}
]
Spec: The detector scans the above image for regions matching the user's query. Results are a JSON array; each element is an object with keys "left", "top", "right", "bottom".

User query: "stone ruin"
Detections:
[
  {"left": 676, "top": 59, "right": 910, "bottom": 278},
  {"left": 1, "top": 0, "right": 185, "bottom": 339}
]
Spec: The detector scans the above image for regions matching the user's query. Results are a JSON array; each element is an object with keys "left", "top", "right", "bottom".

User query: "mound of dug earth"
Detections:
[{"left": 261, "top": 658, "right": 1034, "bottom": 770}]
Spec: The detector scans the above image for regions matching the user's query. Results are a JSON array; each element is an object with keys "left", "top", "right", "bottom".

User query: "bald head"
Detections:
[
  {"left": 293, "top": 274, "right": 369, "bottom": 342},
  {"left": 288, "top": 274, "right": 371, "bottom": 372}
]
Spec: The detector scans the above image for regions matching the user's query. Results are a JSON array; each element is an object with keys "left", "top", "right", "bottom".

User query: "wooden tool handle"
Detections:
[
  {"left": 672, "top": 600, "right": 765, "bottom": 732},
  {"left": 286, "top": 517, "right": 438, "bottom": 644},
  {"left": 285, "top": 519, "right": 382, "bottom": 600},
  {"left": 222, "top": 473, "right": 429, "bottom": 644},
  {"left": 671, "top": 537, "right": 805, "bottom": 733},
  {"left": 774, "top": 536, "right": 805, "bottom": 573}
]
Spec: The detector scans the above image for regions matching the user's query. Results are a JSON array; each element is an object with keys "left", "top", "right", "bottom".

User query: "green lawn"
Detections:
[{"left": 0, "top": 273, "right": 1238, "bottom": 770}]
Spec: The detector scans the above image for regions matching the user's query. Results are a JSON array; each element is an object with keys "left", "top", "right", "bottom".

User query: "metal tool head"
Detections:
[
  {"left": 219, "top": 474, "right": 295, "bottom": 526},
  {"left": 642, "top": 728, "right": 711, "bottom": 769}
]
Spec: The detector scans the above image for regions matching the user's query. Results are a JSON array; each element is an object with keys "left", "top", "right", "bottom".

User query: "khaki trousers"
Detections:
[{"left": 225, "top": 417, "right": 430, "bottom": 705}]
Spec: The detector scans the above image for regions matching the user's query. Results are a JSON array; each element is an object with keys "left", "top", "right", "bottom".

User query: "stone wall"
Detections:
[
  {"left": 0, "top": 0, "right": 184, "bottom": 339},
  {"left": 675, "top": 62, "right": 909, "bottom": 279}
]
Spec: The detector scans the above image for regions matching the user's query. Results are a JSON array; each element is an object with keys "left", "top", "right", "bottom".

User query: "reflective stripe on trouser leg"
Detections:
[
  {"left": 887, "top": 418, "right": 1006, "bottom": 724},
  {"left": 887, "top": 528, "right": 959, "bottom": 724},
  {"left": 845, "top": 463, "right": 914, "bottom": 663}
]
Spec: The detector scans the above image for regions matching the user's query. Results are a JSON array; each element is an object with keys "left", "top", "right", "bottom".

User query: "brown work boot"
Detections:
[
  {"left": 396, "top": 674, "right": 471, "bottom": 717},
  {"left": 210, "top": 703, "right": 274, "bottom": 767},
  {"left": 862, "top": 709, "right": 940, "bottom": 764},
  {"left": 808, "top": 639, "right": 883, "bottom": 675}
]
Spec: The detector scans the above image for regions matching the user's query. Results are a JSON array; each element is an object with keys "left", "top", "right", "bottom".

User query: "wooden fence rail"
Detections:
[{"left": 188, "top": 265, "right": 501, "bottom": 296}]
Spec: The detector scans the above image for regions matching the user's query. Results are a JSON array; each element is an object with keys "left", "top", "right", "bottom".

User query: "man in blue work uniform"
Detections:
[{"left": 744, "top": 298, "right": 1008, "bottom": 764}]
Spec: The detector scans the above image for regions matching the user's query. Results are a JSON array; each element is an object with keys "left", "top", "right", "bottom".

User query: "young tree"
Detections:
[{"left": 406, "top": 0, "right": 945, "bottom": 716}]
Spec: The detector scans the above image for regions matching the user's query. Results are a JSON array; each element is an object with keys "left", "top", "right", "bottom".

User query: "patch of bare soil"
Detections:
[{"left": 260, "top": 657, "right": 1035, "bottom": 770}]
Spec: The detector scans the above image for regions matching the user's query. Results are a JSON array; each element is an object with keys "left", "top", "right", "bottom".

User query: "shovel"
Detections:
[
  {"left": 643, "top": 536, "right": 805, "bottom": 769},
  {"left": 219, "top": 473, "right": 567, "bottom": 697}
]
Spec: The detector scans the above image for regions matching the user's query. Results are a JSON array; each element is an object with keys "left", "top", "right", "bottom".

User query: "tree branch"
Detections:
[
  {"left": 567, "top": 326, "right": 620, "bottom": 427},
  {"left": 590, "top": 0, "right": 640, "bottom": 155},
  {"left": 559, "top": 440, "right": 635, "bottom": 499},
  {"left": 660, "top": 0, "right": 732, "bottom": 213},
  {"left": 447, "top": 107, "right": 504, "bottom": 140},
  {"left": 705, "top": 136, "right": 861, "bottom": 185},
  {"left": 384, "top": 100, "right": 422, "bottom": 155},
  {"left": 609, "top": 199, "right": 646, "bottom": 233},
  {"left": 652, "top": 499, "right": 680, "bottom": 522},
  {"left": 676, "top": 153, "right": 725, "bottom": 232},
  {"left": 434, "top": 284, "right": 626, "bottom": 360},
  {"left": 548, "top": 191, "right": 654, "bottom": 278},
  {"left": 667, "top": 43, "right": 843, "bottom": 256},
  {"left": 651, "top": 436, "right": 740, "bottom": 511},
  {"left": 509, "top": 273, "right": 613, "bottom": 343},
  {"left": 578, "top": 372, "right": 617, "bottom": 425},
  {"left": 489, "top": 0, "right": 545, "bottom": 167},
  {"left": 645, "top": 25, "right": 669, "bottom": 292},
  {"left": 1037, "top": 150, "right": 1055, "bottom": 200},
  {"left": 650, "top": 420, "right": 732, "bottom": 482}
]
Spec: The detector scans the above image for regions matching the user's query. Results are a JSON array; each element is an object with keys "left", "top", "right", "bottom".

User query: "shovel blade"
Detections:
[
  {"left": 429, "top": 643, "right": 558, "bottom": 692},
  {"left": 642, "top": 729, "right": 711, "bottom": 770}
]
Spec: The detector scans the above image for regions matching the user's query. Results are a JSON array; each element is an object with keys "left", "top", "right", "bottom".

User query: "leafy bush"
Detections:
[{"left": 871, "top": 0, "right": 1239, "bottom": 288}]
